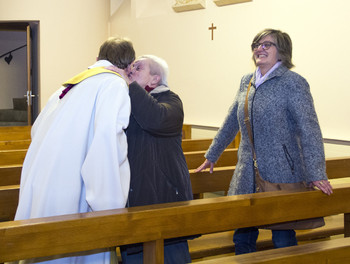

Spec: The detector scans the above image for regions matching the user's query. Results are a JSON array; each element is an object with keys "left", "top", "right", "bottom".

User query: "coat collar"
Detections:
[{"left": 252, "top": 64, "right": 289, "bottom": 87}]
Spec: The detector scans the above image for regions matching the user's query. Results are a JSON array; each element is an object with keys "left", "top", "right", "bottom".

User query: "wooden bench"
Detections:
[
  {"left": 1, "top": 177, "right": 350, "bottom": 263},
  {"left": 182, "top": 138, "right": 235, "bottom": 152},
  {"left": 195, "top": 236, "right": 350, "bottom": 263},
  {"left": 0, "top": 140, "right": 235, "bottom": 166},
  {"left": 190, "top": 156, "right": 350, "bottom": 197},
  {"left": 185, "top": 148, "right": 237, "bottom": 170},
  {"left": 0, "top": 165, "right": 22, "bottom": 186},
  {"left": 0, "top": 126, "right": 31, "bottom": 141},
  {"left": 1, "top": 157, "right": 349, "bottom": 220},
  {"left": 182, "top": 124, "right": 192, "bottom": 139},
  {"left": 189, "top": 213, "right": 345, "bottom": 260},
  {"left": 0, "top": 146, "right": 236, "bottom": 187},
  {"left": 181, "top": 124, "right": 241, "bottom": 147},
  {"left": 0, "top": 165, "right": 349, "bottom": 261},
  {"left": 188, "top": 156, "right": 350, "bottom": 259},
  {"left": 0, "top": 150, "right": 27, "bottom": 166},
  {"left": 0, "top": 139, "right": 31, "bottom": 150},
  {"left": 0, "top": 184, "right": 19, "bottom": 222}
]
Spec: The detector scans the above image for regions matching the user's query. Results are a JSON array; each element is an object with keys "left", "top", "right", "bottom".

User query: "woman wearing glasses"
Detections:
[{"left": 195, "top": 29, "right": 332, "bottom": 254}]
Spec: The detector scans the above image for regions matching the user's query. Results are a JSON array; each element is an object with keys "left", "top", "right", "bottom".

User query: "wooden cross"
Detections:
[{"left": 208, "top": 23, "right": 217, "bottom": 40}]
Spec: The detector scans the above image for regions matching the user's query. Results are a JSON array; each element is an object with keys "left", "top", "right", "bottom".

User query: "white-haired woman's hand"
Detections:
[{"left": 105, "top": 65, "right": 130, "bottom": 84}]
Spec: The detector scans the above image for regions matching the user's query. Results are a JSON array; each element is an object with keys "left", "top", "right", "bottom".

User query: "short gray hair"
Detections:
[{"left": 138, "top": 55, "right": 169, "bottom": 86}]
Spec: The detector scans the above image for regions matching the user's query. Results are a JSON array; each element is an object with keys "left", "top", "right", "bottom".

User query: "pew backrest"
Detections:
[
  {"left": 0, "top": 150, "right": 27, "bottom": 166},
  {"left": 0, "top": 126, "right": 31, "bottom": 141},
  {"left": 0, "top": 139, "right": 31, "bottom": 150},
  {"left": 185, "top": 148, "right": 238, "bottom": 170},
  {"left": 0, "top": 184, "right": 19, "bottom": 222},
  {"left": 189, "top": 156, "right": 350, "bottom": 197},
  {"left": 0, "top": 177, "right": 350, "bottom": 263},
  {"left": 195, "top": 236, "right": 350, "bottom": 264},
  {"left": 181, "top": 138, "right": 235, "bottom": 152}
]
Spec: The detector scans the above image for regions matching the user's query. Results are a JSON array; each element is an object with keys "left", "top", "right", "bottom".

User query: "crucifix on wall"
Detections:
[{"left": 208, "top": 23, "right": 217, "bottom": 40}]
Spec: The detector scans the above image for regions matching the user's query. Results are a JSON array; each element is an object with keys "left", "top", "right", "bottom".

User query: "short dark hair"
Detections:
[
  {"left": 251, "top": 29, "right": 294, "bottom": 69},
  {"left": 97, "top": 37, "right": 135, "bottom": 69}
]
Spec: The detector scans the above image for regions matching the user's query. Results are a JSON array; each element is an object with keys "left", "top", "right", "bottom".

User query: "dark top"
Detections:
[{"left": 126, "top": 82, "right": 193, "bottom": 207}]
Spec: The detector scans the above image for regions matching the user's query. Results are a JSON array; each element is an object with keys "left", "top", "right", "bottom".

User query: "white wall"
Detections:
[
  {"left": 0, "top": 0, "right": 110, "bottom": 108},
  {"left": 110, "top": 0, "right": 350, "bottom": 141}
]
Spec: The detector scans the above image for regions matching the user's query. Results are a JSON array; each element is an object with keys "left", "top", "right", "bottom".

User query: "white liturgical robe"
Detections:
[{"left": 13, "top": 60, "right": 131, "bottom": 264}]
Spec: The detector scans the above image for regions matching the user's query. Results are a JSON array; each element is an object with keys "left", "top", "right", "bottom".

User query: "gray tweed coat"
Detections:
[{"left": 205, "top": 65, "right": 327, "bottom": 195}]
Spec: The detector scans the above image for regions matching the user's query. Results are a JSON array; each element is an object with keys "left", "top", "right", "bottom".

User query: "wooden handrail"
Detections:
[{"left": 0, "top": 178, "right": 350, "bottom": 263}]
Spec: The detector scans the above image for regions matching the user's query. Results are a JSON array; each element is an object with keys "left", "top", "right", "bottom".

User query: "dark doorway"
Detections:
[{"left": 0, "top": 21, "right": 39, "bottom": 126}]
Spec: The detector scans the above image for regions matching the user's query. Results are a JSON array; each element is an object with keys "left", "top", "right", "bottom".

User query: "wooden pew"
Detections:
[
  {"left": 182, "top": 124, "right": 192, "bottom": 139},
  {"left": 0, "top": 184, "right": 19, "bottom": 222},
  {"left": 0, "top": 146, "right": 349, "bottom": 260},
  {"left": 1, "top": 178, "right": 350, "bottom": 263},
  {"left": 185, "top": 148, "right": 237, "bottom": 170},
  {"left": 195, "top": 237, "right": 350, "bottom": 263},
  {"left": 0, "top": 126, "right": 31, "bottom": 141},
  {"left": 0, "top": 146, "right": 237, "bottom": 187},
  {"left": 181, "top": 124, "right": 241, "bottom": 147},
  {"left": 0, "top": 126, "right": 31, "bottom": 134},
  {"left": 0, "top": 138, "right": 231, "bottom": 165},
  {"left": 182, "top": 138, "right": 235, "bottom": 152},
  {"left": 0, "top": 165, "right": 22, "bottom": 186},
  {"left": 182, "top": 138, "right": 213, "bottom": 152},
  {"left": 0, "top": 150, "right": 27, "bottom": 166},
  {"left": 0, "top": 139, "right": 31, "bottom": 150},
  {"left": 189, "top": 214, "right": 345, "bottom": 260},
  {"left": 188, "top": 157, "right": 350, "bottom": 259},
  {"left": 1, "top": 157, "right": 350, "bottom": 221},
  {"left": 190, "top": 156, "right": 350, "bottom": 197}
]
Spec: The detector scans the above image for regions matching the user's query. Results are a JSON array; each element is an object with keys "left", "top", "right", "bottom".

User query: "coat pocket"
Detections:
[{"left": 282, "top": 144, "right": 295, "bottom": 174}]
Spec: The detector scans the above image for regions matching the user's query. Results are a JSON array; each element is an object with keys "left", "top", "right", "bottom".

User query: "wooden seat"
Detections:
[
  {"left": 0, "top": 127, "right": 349, "bottom": 262},
  {"left": 0, "top": 184, "right": 19, "bottom": 222},
  {"left": 0, "top": 157, "right": 349, "bottom": 221},
  {"left": 194, "top": 237, "right": 350, "bottom": 263},
  {"left": 185, "top": 148, "right": 237, "bottom": 170},
  {"left": 189, "top": 213, "right": 344, "bottom": 259},
  {"left": 0, "top": 150, "right": 27, "bottom": 166},
  {"left": 0, "top": 126, "right": 31, "bottom": 141},
  {"left": 0, "top": 165, "right": 22, "bottom": 186},
  {"left": 0, "top": 139, "right": 31, "bottom": 150},
  {"left": 1, "top": 178, "right": 350, "bottom": 263}
]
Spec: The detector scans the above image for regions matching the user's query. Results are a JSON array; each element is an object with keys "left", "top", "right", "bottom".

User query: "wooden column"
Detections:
[{"left": 143, "top": 239, "right": 164, "bottom": 264}]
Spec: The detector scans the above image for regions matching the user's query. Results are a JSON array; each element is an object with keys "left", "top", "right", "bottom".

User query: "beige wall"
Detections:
[
  {"left": 1, "top": 0, "right": 349, "bottom": 141},
  {"left": 110, "top": 0, "right": 350, "bottom": 141},
  {"left": 0, "top": 0, "right": 110, "bottom": 108}
]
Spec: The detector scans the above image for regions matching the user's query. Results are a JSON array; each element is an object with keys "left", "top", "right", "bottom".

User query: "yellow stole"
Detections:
[{"left": 62, "top": 66, "right": 122, "bottom": 87}]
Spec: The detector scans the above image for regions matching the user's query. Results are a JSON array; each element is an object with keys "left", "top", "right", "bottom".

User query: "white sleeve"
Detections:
[{"left": 81, "top": 78, "right": 131, "bottom": 211}]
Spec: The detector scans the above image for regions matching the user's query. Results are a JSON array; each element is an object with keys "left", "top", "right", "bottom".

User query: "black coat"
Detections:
[{"left": 126, "top": 82, "right": 193, "bottom": 207}]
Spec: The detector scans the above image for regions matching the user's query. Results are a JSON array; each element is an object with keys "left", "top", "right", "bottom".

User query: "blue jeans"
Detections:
[
  {"left": 233, "top": 227, "right": 298, "bottom": 255},
  {"left": 121, "top": 241, "right": 191, "bottom": 264}
]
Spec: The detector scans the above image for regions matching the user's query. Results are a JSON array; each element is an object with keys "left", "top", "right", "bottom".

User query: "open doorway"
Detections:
[{"left": 0, "top": 21, "right": 39, "bottom": 126}]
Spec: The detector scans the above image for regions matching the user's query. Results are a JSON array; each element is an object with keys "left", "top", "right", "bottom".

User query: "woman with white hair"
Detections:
[{"left": 120, "top": 55, "right": 194, "bottom": 264}]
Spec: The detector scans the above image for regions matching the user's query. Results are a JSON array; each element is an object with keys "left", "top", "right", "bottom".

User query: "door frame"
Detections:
[{"left": 0, "top": 21, "right": 40, "bottom": 125}]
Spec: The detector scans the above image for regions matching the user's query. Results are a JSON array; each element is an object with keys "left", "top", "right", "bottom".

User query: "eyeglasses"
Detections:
[{"left": 251, "top": 41, "right": 276, "bottom": 51}]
